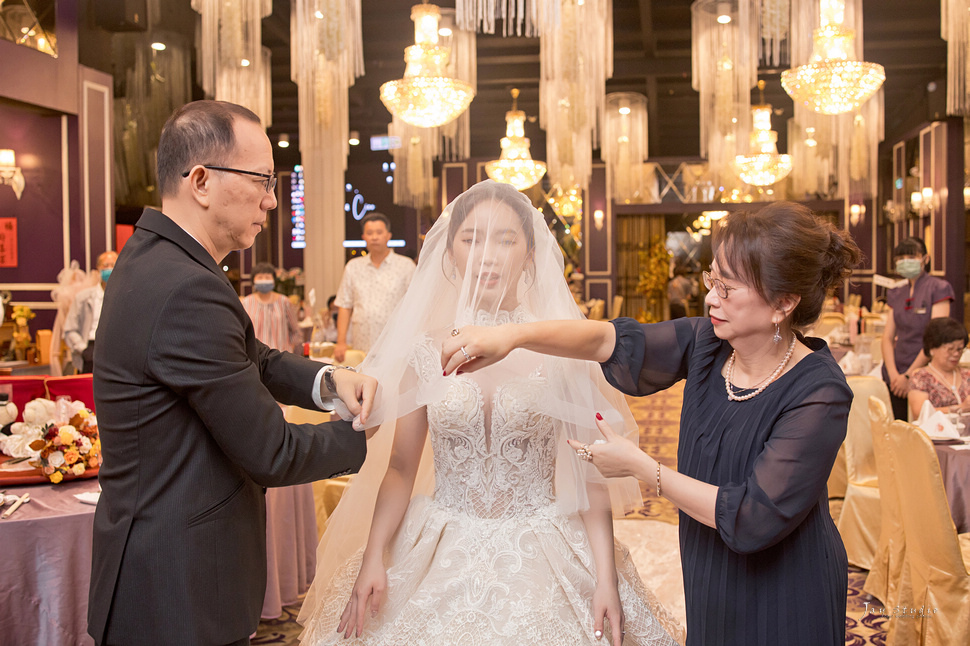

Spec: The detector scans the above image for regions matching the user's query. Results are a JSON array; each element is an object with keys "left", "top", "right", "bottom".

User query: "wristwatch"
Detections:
[{"left": 324, "top": 364, "right": 356, "bottom": 395}]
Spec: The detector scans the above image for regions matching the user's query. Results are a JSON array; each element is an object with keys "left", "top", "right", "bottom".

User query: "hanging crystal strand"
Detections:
[
  {"left": 539, "top": 0, "right": 612, "bottom": 199},
  {"left": 291, "top": 0, "right": 365, "bottom": 299},
  {"left": 942, "top": 0, "right": 970, "bottom": 116},
  {"left": 759, "top": 0, "right": 790, "bottom": 68},
  {"left": 192, "top": 0, "right": 273, "bottom": 126},
  {"left": 456, "top": 0, "right": 559, "bottom": 36},
  {"left": 691, "top": 1, "right": 757, "bottom": 198}
]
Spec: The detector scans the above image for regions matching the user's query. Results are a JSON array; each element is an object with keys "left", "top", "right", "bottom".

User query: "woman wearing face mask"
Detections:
[
  {"left": 242, "top": 262, "right": 302, "bottom": 353},
  {"left": 881, "top": 237, "right": 954, "bottom": 420}
]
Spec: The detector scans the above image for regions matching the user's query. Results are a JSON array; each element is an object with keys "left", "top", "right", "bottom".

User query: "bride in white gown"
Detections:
[{"left": 298, "top": 180, "right": 682, "bottom": 645}]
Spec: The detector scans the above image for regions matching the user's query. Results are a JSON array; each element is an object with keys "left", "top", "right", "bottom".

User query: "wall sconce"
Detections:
[
  {"left": 0, "top": 149, "right": 25, "bottom": 200},
  {"left": 593, "top": 209, "right": 605, "bottom": 231},
  {"left": 848, "top": 203, "right": 866, "bottom": 226},
  {"left": 911, "top": 186, "right": 937, "bottom": 216}
]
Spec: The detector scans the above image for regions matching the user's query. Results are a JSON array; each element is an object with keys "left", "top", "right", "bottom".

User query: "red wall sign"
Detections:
[{"left": 0, "top": 218, "right": 17, "bottom": 267}]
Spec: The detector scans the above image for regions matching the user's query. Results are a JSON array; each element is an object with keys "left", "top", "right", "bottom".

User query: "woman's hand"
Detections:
[
  {"left": 568, "top": 415, "right": 649, "bottom": 480},
  {"left": 591, "top": 580, "right": 624, "bottom": 644},
  {"left": 441, "top": 325, "right": 515, "bottom": 375},
  {"left": 889, "top": 372, "right": 910, "bottom": 398},
  {"left": 337, "top": 553, "right": 387, "bottom": 639}
]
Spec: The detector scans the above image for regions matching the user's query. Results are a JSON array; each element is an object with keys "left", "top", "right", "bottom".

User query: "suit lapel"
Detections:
[{"left": 134, "top": 208, "right": 234, "bottom": 288}]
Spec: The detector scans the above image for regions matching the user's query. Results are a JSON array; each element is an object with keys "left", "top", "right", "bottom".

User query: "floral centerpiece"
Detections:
[{"left": 27, "top": 406, "right": 101, "bottom": 483}]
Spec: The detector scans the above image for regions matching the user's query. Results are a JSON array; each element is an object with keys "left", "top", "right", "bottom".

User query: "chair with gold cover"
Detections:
[
  {"left": 889, "top": 419, "right": 970, "bottom": 645},
  {"left": 836, "top": 376, "right": 890, "bottom": 569},
  {"left": 863, "top": 396, "right": 914, "bottom": 645}
]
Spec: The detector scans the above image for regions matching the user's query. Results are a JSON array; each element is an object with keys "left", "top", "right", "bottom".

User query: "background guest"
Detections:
[
  {"left": 908, "top": 316, "right": 970, "bottom": 419},
  {"left": 242, "top": 262, "right": 301, "bottom": 353},
  {"left": 881, "top": 237, "right": 954, "bottom": 419},
  {"left": 667, "top": 268, "right": 697, "bottom": 319},
  {"left": 334, "top": 212, "right": 415, "bottom": 362},
  {"left": 444, "top": 201, "right": 860, "bottom": 646},
  {"left": 323, "top": 294, "right": 340, "bottom": 343},
  {"left": 63, "top": 250, "right": 117, "bottom": 374}
]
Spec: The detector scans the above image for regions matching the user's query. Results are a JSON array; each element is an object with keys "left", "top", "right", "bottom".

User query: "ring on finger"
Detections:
[
  {"left": 460, "top": 346, "right": 471, "bottom": 361},
  {"left": 576, "top": 444, "right": 593, "bottom": 462},
  {"left": 451, "top": 328, "right": 460, "bottom": 337}
]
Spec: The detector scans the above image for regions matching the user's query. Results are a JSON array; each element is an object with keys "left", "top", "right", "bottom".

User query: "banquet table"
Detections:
[
  {"left": 0, "top": 478, "right": 99, "bottom": 646},
  {"left": 933, "top": 442, "right": 970, "bottom": 534}
]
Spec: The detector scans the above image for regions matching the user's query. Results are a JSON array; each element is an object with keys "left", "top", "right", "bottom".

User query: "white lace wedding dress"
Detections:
[{"left": 300, "top": 334, "right": 683, "bottom": 645}]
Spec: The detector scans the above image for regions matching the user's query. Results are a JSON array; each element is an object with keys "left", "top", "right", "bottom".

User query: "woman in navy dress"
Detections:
[{"left": 442, "top": 202, "right": 860, "bottom": 645}]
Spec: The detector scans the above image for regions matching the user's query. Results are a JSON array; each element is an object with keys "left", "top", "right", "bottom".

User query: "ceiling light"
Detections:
[
  {"left": 380, "top": 3, "right": 474, "bottom": 128},
  {"left": 485, "top": 88, "right": 546, "bottom": 191},
  {"left": 240, "top": 58, "right": 250, "bottom": 67},
  {"left": 734, "top": 81, "right": 793, "bottom": 187},
  {"left": 277, "top": 133, "right": 290, "bottom": 149},
  {"left": 349, "top": 131, "right": 360, "bottom": 146},
  {"left": 151, "top": 42, "right": 166, "bottom": 51}
]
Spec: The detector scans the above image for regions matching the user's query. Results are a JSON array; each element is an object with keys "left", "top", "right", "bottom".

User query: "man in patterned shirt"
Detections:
[{"left": 334, "top": 212, "right": 415, "bottom": 362}]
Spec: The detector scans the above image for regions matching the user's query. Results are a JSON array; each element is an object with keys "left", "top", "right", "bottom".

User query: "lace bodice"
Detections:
[{"left": 409, "top": 310, "right": 558, "bottom": 519}]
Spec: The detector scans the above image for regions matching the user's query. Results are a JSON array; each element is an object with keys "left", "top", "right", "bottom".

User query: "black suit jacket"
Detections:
[{"left": 88, "top": 208, "right": 366, "bottom": 645}]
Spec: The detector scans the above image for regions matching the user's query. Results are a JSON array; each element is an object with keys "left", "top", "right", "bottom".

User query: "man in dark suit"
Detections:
[{"left": 88, "top": 100, "right": 376, "bottom": 646}]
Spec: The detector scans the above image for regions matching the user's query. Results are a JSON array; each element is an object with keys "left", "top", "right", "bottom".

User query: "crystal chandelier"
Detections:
[
  {"left": 781, "top": 0, "right": 884, "bottom": 115},
  {"left": 734, "top": 80, "right": 793, "bottom": 187},
  {"left": 485, "top": 89, "right": 547, "bottom": 191},
  {"left": 380, "top": 3, "right": 475, "bottom": 129}
]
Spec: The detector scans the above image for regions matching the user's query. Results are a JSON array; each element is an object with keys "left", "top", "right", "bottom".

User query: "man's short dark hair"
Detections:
[
  {"left": 156, "top": 100, "right": 262, "bottom": 199},
  {"left": 251, "top": 262, "right": 277, "bottom": 278},
  {"left": 361, "top": 212, "right": 391, "bottom": 232}
]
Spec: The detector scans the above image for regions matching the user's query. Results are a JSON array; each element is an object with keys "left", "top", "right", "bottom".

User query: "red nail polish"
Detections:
[
  {"left": 595, "top": 412, "right": 603, "bottom": 421},
  {"left": 456, "top": 370, "right": 463, "bottom": 375},
  {"left": 443, "top": 370, "right": 447, "bottom": 376}
]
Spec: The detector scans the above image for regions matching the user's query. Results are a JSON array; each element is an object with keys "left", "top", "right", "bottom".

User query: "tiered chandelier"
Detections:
[
  {"left": 380, "top": 3, "right": 475, "bottom": 128},
  {"left": 734, "top": 80, "right": 792, "bottom": 187},
  {"left": 485, "top": 89, "right": 547, "bottom": 191},
  {"left": 781, "top": 0, "right": 884, "bottom": 115}
]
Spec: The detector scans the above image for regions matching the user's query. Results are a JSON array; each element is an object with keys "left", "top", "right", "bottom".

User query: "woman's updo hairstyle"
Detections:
[{"left": 712, "top": 202, "right": 861, "bottom": 329}]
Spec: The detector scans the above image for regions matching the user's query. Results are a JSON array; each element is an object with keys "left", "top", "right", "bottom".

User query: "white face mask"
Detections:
[{"left": 895, "top": 258, "right": 922, "bottom": 279}]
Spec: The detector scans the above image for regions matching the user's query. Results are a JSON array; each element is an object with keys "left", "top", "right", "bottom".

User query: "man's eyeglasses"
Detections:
[
  {"left": 702, "top": 271, "right": 735, "bottom": 299},
  {"left": 182, "top": 165, "right": 277, "bottom": 194}
]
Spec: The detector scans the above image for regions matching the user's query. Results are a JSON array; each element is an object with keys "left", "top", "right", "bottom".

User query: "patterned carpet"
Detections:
[{"left": 256, "top": 381, "right": 888, "bottom": 645}]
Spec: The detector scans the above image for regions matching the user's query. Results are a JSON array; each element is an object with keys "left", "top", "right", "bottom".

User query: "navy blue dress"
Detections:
[{"left": 602, "top": 318, "right": 850, "bottom": 646}]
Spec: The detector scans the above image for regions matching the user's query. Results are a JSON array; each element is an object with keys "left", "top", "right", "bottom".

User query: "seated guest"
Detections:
[
  {"left": 908, "top": 317, "right": 970, "bottom": 418},
  {"left": 63, "top": 250, "right": 117, "bottom": 373}
]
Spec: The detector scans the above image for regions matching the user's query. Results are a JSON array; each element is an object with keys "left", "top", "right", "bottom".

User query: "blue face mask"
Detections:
[
  {"left": 100, "top": 268, "right": 113, "bottom": 283},
  {"left": 254, "top": 280, "right": 275, "bottom": 294}
]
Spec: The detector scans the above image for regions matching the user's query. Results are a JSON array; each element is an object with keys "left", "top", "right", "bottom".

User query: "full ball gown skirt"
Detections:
[{"left": 299, "top": 337, "right": 682, "bottom": 646}]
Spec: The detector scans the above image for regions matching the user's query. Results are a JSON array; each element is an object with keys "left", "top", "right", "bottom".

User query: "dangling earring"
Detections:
[
  {"left": 451, "top": 266, "right": 457, "bottom": 280},
  {"left": 772, "top": 322, "right": 782, "bottom": 344}
]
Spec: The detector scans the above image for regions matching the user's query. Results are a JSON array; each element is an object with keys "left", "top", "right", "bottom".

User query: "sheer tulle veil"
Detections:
[{"left": 299, "top": 180, "right": 642, "bottom": 625}]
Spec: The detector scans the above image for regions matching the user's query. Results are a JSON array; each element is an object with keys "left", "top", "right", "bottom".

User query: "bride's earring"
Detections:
[
  {"left": 451, "top": 266, "right": 457, "bottom": 280},
  {"left": 772, "top": 322, "right": 782, "bottom": 344}
]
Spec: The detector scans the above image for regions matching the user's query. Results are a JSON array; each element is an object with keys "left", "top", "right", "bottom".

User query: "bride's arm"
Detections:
[
  {"left": 338, "top": 406, "right": 428, "bottom": 639},
  {"left": 580, "top": 482, "right": 624, "bottom": 645},
  {"left": 442, "top": 320, "right": 616, "bottom": 374}
]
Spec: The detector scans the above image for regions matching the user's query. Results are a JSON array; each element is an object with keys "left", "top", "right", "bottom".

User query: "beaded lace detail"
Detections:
[{"left": 299, "top": 307, "right": 683, "bottom": 645}]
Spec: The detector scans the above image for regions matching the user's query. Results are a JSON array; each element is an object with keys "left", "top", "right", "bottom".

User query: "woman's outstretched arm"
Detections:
[
  {"left": 337, "top": 406, "right": 427, "bottom": 638},
  {"left": 442, "top": 320, "right": 616, "bottom": 375}
]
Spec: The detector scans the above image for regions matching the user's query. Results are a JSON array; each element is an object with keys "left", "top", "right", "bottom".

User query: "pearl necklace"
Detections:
[
  {"left": 929, "top": 363, "right": 962, "bottom": 405},
  {"left": 725, "top": 335, "right": 797, "bottom": 402}
]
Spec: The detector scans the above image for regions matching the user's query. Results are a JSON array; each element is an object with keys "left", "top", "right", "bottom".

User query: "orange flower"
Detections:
[
  {"left": 88, "top": 456, "right": 99, "bottom": 468},
  {"left": 64, "top": 449, "right": 80, "bottom": 465},
  {"left": 71, "top": 463, "right": 86, "bottom": 476},
  {"left": 50, "top": 471, "right": 63, "bottom": 484}
]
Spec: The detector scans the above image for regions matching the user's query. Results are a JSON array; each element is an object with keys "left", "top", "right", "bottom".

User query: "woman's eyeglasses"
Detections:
[
  {"left": 702, "top": 271, "right": 735, "bottom": 299},
  {"left": 182, "top": 165, "right": 277, "bottom": 193}
]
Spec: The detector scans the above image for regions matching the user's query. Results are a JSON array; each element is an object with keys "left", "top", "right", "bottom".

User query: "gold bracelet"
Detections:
[{"left": 656, "top": 463, "right": 662, "bottom": 498}]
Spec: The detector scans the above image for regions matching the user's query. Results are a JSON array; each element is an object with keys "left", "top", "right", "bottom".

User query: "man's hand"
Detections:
[
  {"left": 334, "top": 342, "right": 347, "bottom": 363},
  {"left": 329, "top": 368, "right": 376, "bottom": 428}
]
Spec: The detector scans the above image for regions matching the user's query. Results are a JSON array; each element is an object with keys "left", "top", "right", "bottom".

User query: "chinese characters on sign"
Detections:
[{"left": 0, "top": 218, "right": 17, "bottom": 267}]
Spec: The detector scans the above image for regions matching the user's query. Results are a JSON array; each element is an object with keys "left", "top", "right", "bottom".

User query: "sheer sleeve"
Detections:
[
  {"left": 601, "top": 317, "right": 704, "bottom": 396},
  {"left": 714, "top": 378, "right": 851, "bottom": 554}
]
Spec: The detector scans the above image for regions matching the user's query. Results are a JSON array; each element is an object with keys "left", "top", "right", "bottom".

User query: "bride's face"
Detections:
[{"left": 450, "top": 202, "right": 530, "bottom": 306}]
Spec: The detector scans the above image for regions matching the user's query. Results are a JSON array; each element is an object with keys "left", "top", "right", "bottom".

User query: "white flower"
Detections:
[
  {"left": 78, "top": 436, "right": 92, "bottom": 453},
  {"left": 47, "top": 451, "right": 65, "bottom": 467}
]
